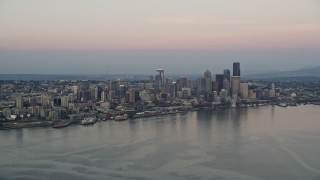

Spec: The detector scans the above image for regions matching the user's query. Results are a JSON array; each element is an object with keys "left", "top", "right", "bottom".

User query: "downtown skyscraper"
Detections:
[{"left": 233, "top": 62, "right": 240, "bottom": 76}]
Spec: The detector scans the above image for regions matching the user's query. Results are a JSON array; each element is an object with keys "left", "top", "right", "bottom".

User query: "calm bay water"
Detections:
[{"left": 1, "top": 105, "right": 320, "bottom": 180}]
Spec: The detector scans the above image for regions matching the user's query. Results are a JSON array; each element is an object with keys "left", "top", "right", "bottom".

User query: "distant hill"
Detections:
[
  {"left": 1, "top": 66, "right": 320, "bottom": 81},
  {"left": 0, "top": 74, "right": 149, "bottom": 81},
  {"left": 244, "top": 66, "right": 320, "bottom": 79},
  {"left": 0, "top": 74, "right": 200, "bottom": 81}
]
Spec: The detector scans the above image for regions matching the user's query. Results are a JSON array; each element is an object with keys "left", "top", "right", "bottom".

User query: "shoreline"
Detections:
[{"left": 1, "top": 104, "right": 317, "bottom": 130}]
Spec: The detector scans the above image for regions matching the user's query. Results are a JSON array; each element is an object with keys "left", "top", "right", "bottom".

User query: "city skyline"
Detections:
[
  {"left": 1, "top": 0, "right": 320, "bottom": 74},
  {"left": 1, "top": 1, "right": 320, "bottom": 178}
]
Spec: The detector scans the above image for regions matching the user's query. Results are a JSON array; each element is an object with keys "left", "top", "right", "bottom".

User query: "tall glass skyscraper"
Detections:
[
  {"left": 223, "top": 69, "right": 231, "bottom": 80},
  {"left": 233, "top": 62, "right": 240, "bottom": 76}
]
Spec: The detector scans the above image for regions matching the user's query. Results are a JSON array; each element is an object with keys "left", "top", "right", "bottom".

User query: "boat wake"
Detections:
[{"left": 271, "top": 134, "right": 320, "bottom": 175}]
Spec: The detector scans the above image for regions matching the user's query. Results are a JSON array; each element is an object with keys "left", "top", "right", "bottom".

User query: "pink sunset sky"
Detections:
[
  {"left": 0, "top": 0, "right": 320, "bottom": 51},
  {"left": 0, "top": 0, "right": 320, "bottom": 74}
]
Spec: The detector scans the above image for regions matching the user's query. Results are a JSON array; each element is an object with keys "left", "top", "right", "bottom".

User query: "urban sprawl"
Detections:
[{"left": 1, "top": 62, "right": 320, "bottom": 129}]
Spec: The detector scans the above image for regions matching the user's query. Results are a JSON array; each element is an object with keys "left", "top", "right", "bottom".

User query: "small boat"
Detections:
[
  {"left": 144, "top": 111, "right": 158, "bottom": 117},
  {"left": 133, "top": 112, "right": 145, "bottom": 119},
  {"left": 80, "top": 117, "right": 98, "bottom": 125},
  {"left": 278, "top": 103, "right": 288, "bottom": 107},
  {"left": 53, "top": 120, "right": 73, "bottom": 128},
  {"left": 115, "top": 114, "right": 128, "bottom": 121}
]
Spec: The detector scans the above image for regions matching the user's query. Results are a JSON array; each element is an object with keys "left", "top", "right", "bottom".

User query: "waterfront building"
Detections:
[
  {"left": 249, "top": 90, "right": 257, "bottom": 100},
  {"left": 140, "top": 91, "right": 151, "bottom": 102},
  {"left": 240, "top": 83, "right": 249, "bottom": 99},
  {"left": 231, "top": 76, "right": 241, "bottom": 96},
  {"left": 213, "top": 91, "right": 218, "bottom": 102},
  {"left": 220, "top": 89, "right": 229, "bottom": 103},
  {"left": 128, "top": 88, "right": 136, "bottom": 103}
]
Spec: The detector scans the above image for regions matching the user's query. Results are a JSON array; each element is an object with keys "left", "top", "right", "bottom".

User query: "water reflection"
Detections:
[{"left": 1, "top": 106, "right": 320, "bottom": 180}]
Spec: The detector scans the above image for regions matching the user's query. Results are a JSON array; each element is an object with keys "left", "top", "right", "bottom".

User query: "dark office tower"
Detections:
[
  {"left": 180, "top": 77, "right": 188, "bottom": 88},
  {"left": 215, "top": 74, "right": 224, "bottom": 92},
  {"left": 177, "top": 77, "right": 187, "bottom": 91},
  {"left": 212, "top": 81, "right": 219, "bottom": 92},
  {"left": 233, "top": 62, "right": 240, "bottom": 76},
  {"left": 170, "top": 82, "right": 177, "bottom": 98},
  {"left": 197, "top": 77, "right": 206, "bottom": 97},
  {"left": 223, "top": 69, "right": 231, "bottom": 80}
]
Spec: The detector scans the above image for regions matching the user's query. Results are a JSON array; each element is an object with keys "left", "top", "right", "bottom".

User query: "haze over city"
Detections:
[
  {"left": 2, "top": 1, "right": 320, "bottom": 179},
  {"left": 1, "top": 0, "right": 320, "bottom": 74}
]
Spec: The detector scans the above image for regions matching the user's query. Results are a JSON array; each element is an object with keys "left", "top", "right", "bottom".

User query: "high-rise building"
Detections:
[
  {"left": 231, "top": 76, "right": 241, "bottom": 96},
  {"left": 223, "top": 79, "right": 230, "bottom": 95},
  {"left": 223, "top": 69, "right": 231, "bottom": 81},
  {"left": 170, "top": 82, "right": 177, "bottom": 98},
  {"left": 212, "top": 81, "right": 219, "bottom": 92},
  {"left": 215, "top": 74, "right": 224, "bottom": 93},
  {"left": 249, "top": 90, "right": 257, "bottom": 99},
  {"left": 128, "top": 88, "right": 136, "bottom": 103},
  {"left": 240, "top": 83, "right": 249, "bottom": 99},
  {"left": 108, "top": 90, "right": 115, "bottom": 101},
  {"left": 270, "top": 83, "right": 275, "bottom": 97},
  {"left": 197, "top": 77, "right": 206, "bottom": 97},
  {"left": 233, "top": 62, "right": 240, "bottom": 76},
  {"left": 181, "top": 87, "right": 191, "bottom": 98},
  {"left": 41, "top": 94, "right": 50, "bottom": 108},
  {"left": 101, "top": 91, "right": 107, "bottom": 102},
  {"left": 72, "top": 86, "right": 79, "bottom": 95},
  {"left": 16, "top": 96, "right": 23, "bottom": 109},
  {"left": 213, "top": 91, "right": 218, "bottom": 102},
  {"left": 156, "top": 69, "right": 164, "bottom": 92},
  {"left": 119, "top": 85, "right": 126, "bottom": 98},
  {"left": 89, "top": 85, "right": 99, "bottom": 100},
  {"left": 204, "top": 70, "right": 212, "bottom": 99},
  {"left": 220, "top": 89, "right": 228, "bottom": 103},
  {"left": 179, "top": 77, "right": 188, "bottom": 89},
  {"left": 68, "top": 93, "right": 75, "bottom": 102},
  {"left": 61, "top": 96, "right": 69, "bottom": 108},
  {"left": 28, "top": 97, "right": 37, "bottom": 106}
]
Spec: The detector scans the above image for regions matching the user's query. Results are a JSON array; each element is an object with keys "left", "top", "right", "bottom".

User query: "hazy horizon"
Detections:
[
  {"left": 1, "top": 49, "right": 320, "bottom": 75},
  {"left": 1, "top": 0, "right": 320, "bottom": 74}
]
